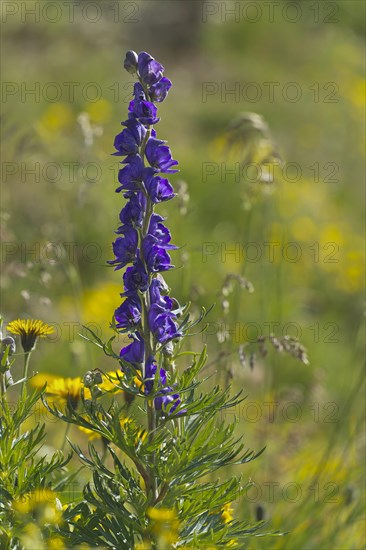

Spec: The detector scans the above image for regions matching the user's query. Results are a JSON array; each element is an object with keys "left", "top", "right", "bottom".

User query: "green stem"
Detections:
[
  {"left": 60, "top": 422, "right": 71, "bottom": 452},
  {"left": 0, "top": 372, "right": 5, "bottom": 398},
  {"left": 21, "top": 351, "right": 32, "bottom": 395},
  {"left": 138, "top": 122, "right": 159, "bottom": 503}
]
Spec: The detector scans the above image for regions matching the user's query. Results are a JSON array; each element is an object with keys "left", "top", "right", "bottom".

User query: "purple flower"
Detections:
[
  {"left": 118, "top": 192, "right": 146, "bottom": 229},
  {"left": 143, "top": 236, "right": 174, "bottom": 273},
  {"left": 117, "top": 154, "right": 144, "bottom": 193},
  {"left": 113, "top": 118, "right": 146, "bottom": 156},
  {"left": 154, "top": 389, "right": 181, "bottom": 414},
  {"left": 144, "top": 357, "right": 181, "bottom": 414},
  {"left": 133, "top": 82, "right": 146, "bottom": 101},
  {"left": 144, "top": 168, "right": 175, "bottom": 203},
  {"left": 123, "top": 260, "right": 149, "bottom": 294},
  {"left": 115, "top": 295, "right": 141, "bottom": 330},
  {"left": 120, "top": 332, "right": 145, "bottom": 365},
  {"left": 149, "top": 77, "right": 172, "bottom": 103},
  {"left": 148, "top": 304, "right": 181, "bottom": 344},
  {"left": 144, "top": 355, "right": 166, "bottom": 394},
  {"left": 129, "top": 99, "right": 160, "bottom": 125},
  {"left": 148, "top": 214, "right": 176, "bottom": 249},
  {"left": 138, "top": 52, "right": 164, "bottom": 85},
  {"left": 109, "top": 227, "right": 138, "bottom": 270},
  {"left": 145, "top": 138, "right": 178, "bottom": 173},
  {"left": 149, "top": 277, "right": 174, "bottom": 310}
]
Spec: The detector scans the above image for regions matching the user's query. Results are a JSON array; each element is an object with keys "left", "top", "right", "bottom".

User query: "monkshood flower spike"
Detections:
[{"left": 111, "top": 50, "right": 180, "bottom": 416}]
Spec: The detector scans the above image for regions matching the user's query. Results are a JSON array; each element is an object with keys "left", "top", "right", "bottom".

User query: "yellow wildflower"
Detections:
[
  {"left": 100, "top": 370, "right": 124, "bottom": 393},
  {"left": 38, "top": 103, "right": 74, "bottom": 132},
  {"left": 45, "top": 376, "right": 84, "bottom": 409},
  {"left": 147, "top": 507, "right": 177, "bottom": 522},
  {"left": 147, "top": 507, "right": 179, "bottom": 544},
  {"left": 221, "top": 502, "right": 234, "bottom": 524},
  {"left": 7, "top": 319, "right": 54, "bottom": 352},
  {"left": 13, "top": 489, "right": 62, "bottom": 525},
  {"left": 85, "top": 98, "right": 112, "bottom": 124},
  {"left": 47, "top": 537, "right": 66, "bottom": 549}
]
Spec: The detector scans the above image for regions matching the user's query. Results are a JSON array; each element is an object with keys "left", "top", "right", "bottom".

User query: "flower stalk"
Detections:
[{"left": 110, "top": 50, "right": 182, "bottom": 503}]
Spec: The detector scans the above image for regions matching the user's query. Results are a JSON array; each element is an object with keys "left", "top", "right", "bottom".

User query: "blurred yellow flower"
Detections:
[
  {"left": 78, "top": 425, "right": 101, "bottom": 441},
  {"left": 81, "top": 282, "right": 122, "bottom": 331},
  {"left": 148, "top": 506, "right": 179, "bottom": 545},
  {"left": 221, "top": 502, "right": 234, "bottom": 524},
  {"left": 47, "top": 537, "right": 66, "bottom": 549},
  {"left": 148, "top": 508, "right": 177, "bottom": 523},
  {"left": 13, "top": 489, "right": 62, "bottom": 525},
  {"left": 31, "top": 375, "right": 88, "bottom": 408},
  {"left": 79, "top": 415, "right": 146, "bottom": 447},
  {"left": 85, "top": 98, "right": 112, "bottom": 123},
  {"left": 101, "top": 370, "right": 124, "bottom": 393},
  {"left": 39, "top": 103, "right": 74, "bottom": 131},
  {"left": 7, "top": 318, "right": 54, "bottom": 352},
  {"left": 291, "top": 216, "right": 317, "bottom": 242}
]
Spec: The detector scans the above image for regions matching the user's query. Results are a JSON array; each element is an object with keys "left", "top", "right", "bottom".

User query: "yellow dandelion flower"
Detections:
[
  {"left": 45, "top": 376, "right": 83, "bottom": 409},
  {"left": 7, "top": 318, "right": 54, "bottom": 352},
  {"left": 30, "top": 372, "right": 59, "bottom": 389},
  {"left": 221, "top": 502, "right": 234, "bottom": 524}
]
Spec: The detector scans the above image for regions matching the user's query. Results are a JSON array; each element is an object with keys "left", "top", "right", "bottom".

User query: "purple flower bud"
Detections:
[
  {"left": 124, "top": 50, "right": 138, "bottom": 74},
  {"left": 138, "top": 51, "right": 164, "bottom": 85}
]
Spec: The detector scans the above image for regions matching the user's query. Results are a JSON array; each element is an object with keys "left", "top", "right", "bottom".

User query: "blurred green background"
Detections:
[{"left": 1, "top": 1, "right": 365, "bottom": 548}]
